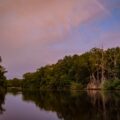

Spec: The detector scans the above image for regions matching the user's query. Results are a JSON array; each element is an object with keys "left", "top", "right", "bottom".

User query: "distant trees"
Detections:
[{"left": 7, "top": 78, "right": 22, "bottom": 88}]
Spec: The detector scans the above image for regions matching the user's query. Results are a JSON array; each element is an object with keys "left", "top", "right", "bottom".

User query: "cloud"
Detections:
[
  {"left": 0, "top": 0, "right": 106, "bottom": 45},
  {"left": 0, "top": 0, "right": 108, "bottom": 78}
]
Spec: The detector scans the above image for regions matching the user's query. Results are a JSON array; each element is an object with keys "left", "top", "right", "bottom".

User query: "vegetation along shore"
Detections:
[{"left": 1, "top": 47, "right": 120, "bottom": 91}]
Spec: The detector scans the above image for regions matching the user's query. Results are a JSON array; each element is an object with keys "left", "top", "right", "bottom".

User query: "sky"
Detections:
[{"left": 0, "top": 0, "right": 120, "bottom": 79}]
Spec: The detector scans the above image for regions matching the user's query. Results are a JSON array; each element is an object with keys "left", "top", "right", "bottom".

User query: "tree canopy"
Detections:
[
  {"left": 0, "top": 57, "right": 7, "bottom": 89},
  {"left": 7, "top": 47, "right": 120, "bottom": 90},
  {"left": 18, "top": 47, "right": 120, "bottom": 90}
]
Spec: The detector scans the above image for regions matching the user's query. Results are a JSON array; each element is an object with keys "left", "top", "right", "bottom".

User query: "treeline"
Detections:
[{"left": 7, "top": 47, "right": 120, "bottom": 90}]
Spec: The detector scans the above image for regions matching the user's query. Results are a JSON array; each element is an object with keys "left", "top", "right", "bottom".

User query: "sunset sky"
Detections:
[{"left": 0, "top": 0, "right": 120, "bottom": 79}]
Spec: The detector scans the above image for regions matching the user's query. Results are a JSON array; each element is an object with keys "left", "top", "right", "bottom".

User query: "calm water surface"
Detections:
[{"left": 0, "top": 90, "right": 120, "bottom": 120}]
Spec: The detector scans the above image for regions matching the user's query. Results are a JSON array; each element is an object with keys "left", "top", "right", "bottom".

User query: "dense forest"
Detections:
[{"left": 7, "top": 47, "right": 120, "bottom": 90}]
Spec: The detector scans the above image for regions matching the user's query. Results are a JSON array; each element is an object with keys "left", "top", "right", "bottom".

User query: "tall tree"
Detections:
[{"left": 0, "top": 57, "right": 7, "bottom": 88}]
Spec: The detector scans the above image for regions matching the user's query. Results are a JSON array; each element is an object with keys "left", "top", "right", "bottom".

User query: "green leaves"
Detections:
[
  {"left": 11, "top": 47, "right": 120, "bottom": 90},
  {"left": 102, "top": 79, "right": 120, "bottom": 90}
]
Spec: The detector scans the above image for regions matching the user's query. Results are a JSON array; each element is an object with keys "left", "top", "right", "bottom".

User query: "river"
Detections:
[{"left": 0, "top": 90, "right": 120, "bottom": 120}]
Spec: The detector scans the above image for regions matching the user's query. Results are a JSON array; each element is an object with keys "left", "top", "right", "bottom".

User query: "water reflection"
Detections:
[
  {"left": 22, "top": 90, "right": 120, "bottom": 120},
  {"left": 22, "top": 91, "right": 91, "bottom": 120},
  {"left": 0, "top": 90, "right": 6, "bottom": 114},
  {"left": 88, "top": 90, "right": 120, "bottom": 120},
  {"left": 0, "top": 90, "right": 120, "bottom": 120}
]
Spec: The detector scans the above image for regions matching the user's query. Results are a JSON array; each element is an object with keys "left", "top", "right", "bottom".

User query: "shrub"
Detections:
[
  {"left": 70, "top": 82, "right": 84, "bottom": 90},
  {"left": 102, "top": 79, "right": 120, "bottom": 90}
]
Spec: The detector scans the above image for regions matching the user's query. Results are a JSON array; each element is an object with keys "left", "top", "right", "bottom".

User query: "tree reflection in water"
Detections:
[
  {"left": 1, "top": 90, "right": 119, "bottom": 120},
  {"left": 0, "top": 90, "right": 6, "bottom": 114},
  {"left": 87, "top": 90, "right": 120, "bottom": 120},
  {"left": 21, "top": 90, "right": 120, "bottom": 120}
]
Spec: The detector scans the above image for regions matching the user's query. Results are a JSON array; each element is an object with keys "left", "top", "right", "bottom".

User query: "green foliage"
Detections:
[
  {"left": 7, "top": 78, "right": 22, "bottom": 88},
  {"left": 22, "top": 72, "right": 40, "bottom": 89},
  {"left": 70, "top": 82, "right": 84, "bottom": 90},
  {"left": 102, "top": 79, "right": 120, "bottom": 90},
  {"left": 9, "top": 47, "right": 120, "bottom": 90}
]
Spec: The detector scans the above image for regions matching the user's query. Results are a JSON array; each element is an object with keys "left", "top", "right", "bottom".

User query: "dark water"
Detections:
[{"left": 0, "top": 90, "right": 120, "bottom": 120}]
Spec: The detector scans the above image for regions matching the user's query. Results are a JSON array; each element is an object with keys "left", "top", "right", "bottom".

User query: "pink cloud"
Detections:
[
  {"left": 0, "top": 0, "right": 106, "bottom": 46},
  {"left": 0, "top": 0, "right": 108, "bottom": 78}
]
